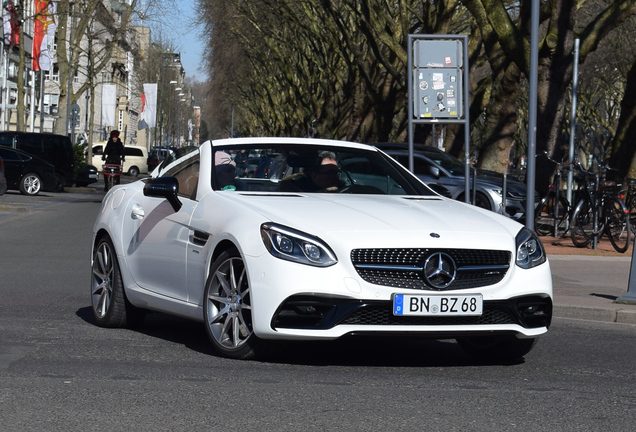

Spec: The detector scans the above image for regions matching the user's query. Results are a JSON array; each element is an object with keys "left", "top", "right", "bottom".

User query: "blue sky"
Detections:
[{"left": 172, "top": 0, "right": 206, "bottom": 82}]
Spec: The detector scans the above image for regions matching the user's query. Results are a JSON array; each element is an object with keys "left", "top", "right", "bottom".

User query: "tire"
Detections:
[
  {"left": 474, "top": 192, "right": 492, "bottom": 211},
  {"left": 19, "top": 173, "right": 42, "bottom": 195},
  {"left": 535, "top": 194, "right": 569, "bottom": 237},
  {"left": 605, "top": 197, "right": 631, "bottom": 253},
  {"left": 456, "top": 336, "right": 537, "bottom": 362},
  {"left": 203, "top": 247, "right": 261, "bottom": 359},
  {"left": 628, "top": 194, "right": 636, "bottom": 235},
  {"left": 128, "top": 166, "right": 139, "bottom": 177},
  {"left": 458, "top": 192, "right": 492, "bottom": 212},
  {"left": 91, "top": 236, "right": 145, "bottom": 328},
  {"left": 570, "top": 198, "right": 596, "bottom": 248},
  {"left": 52, "top": 173, "right": 65, "bottom": 192}
]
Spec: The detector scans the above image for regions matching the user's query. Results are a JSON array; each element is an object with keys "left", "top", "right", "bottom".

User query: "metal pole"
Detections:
[
  {"left": 1, "top": 43, "right": 7, "bottom": 131},
  {"left": 39, "top": 71, "right": 44, "bottom": 133},
  {"left": 567, "top": 38, "right": 580, "bottom": 207},
  {"left": 65, "top": 3, "right": 74, "bottom": 137},
  {"left": 29, "top": 71, "right": 35, "bottom": 132},
  {"left": 525, "top": 0, "right": 540, "bottom": 231}
]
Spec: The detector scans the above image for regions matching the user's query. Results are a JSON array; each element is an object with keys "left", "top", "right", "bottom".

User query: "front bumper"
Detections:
[{"left": 246, "top": 250, "right": 553, "bottom": 341}]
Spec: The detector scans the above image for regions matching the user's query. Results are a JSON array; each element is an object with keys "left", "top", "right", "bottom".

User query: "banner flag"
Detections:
[
  {"left": 138, "top": 83, "right": 157, "bottom": 129},
  {"left": 33, "top": 0, "right": 56, "bottom": 71},
  {"left": 2, "top": 0, "right": 19, "bottom": 46},
  {"left": 102, "top": 84, "right": 117, "bottom": 127}
]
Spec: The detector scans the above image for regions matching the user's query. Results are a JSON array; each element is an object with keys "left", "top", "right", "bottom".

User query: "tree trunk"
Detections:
[{"left": 609, "top": 57, "right": 636, "bottom": 178}]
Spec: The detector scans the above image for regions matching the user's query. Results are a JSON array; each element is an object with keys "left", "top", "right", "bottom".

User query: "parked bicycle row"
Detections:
[{"left": 534, "top": 153, "right": 631, "bottom": 253}]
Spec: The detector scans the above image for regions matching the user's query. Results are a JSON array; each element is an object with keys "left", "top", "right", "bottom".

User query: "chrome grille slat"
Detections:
[{"left": 351, "top": 248, "right": 511, "bottom": 291}]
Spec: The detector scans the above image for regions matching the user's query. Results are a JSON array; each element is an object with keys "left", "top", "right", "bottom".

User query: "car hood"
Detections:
[{"left": 227, "top": 192, "right": 522, "bottom": 250}]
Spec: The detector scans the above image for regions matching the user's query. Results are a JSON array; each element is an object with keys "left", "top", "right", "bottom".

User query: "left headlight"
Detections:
[
  {"left": 515, "top": 227, "right": 546, "bottom": 269},
  {"left": 261, "top": 223, "right": 338, "bottom": 267}
]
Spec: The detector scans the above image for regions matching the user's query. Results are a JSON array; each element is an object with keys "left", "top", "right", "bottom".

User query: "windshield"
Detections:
[
  {"left": 212, "top": 144, "right": 435, "bottom": 196},
  {"left": 423, "top": 151, "right": 466, "bottom": 176}
]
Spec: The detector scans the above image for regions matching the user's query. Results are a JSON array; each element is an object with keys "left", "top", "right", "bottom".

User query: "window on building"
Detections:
[{"left": 50, "top": 65, "right": 59, "bottom": 82}]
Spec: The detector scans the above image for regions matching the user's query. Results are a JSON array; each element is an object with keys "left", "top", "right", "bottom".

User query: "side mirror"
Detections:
[
  {"left": 427, "top": 165, "right": 440, "bottom": 179},
  {"left": 143, "top": 176, "right": 182, "bottom": 212}
]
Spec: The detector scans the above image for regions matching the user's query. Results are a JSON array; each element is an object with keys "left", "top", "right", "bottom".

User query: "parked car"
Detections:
[
  {"left": 90, "top": 137, "right": 552, "bottom": 362},
  {"left": 0, "top": 155, "right": 7, "bottom": 196},
  {"left": 147, "top": 146, "right": 173, "bottom": 172},
  {"left": 75, "top": 164, "right": 99, "bottom": 187},
  {"left": 376, "top": 143, "right": 535, "bottom": 221},
  {"left": 0, "top": 146, "right": 57, "bottom": 195},
  {"left": 0, "top": 131, "right": 74, "bottom": 191},
  {"left": 91, "top": 143, "right": 148, "bottom": 177}
]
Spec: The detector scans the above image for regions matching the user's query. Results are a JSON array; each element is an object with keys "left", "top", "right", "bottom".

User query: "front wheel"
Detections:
[
  {"left": 456, "top": 336, "right": 537, "bottom": 362},
  {"left": 128, "top": 166, "right": 140, "bottom": 177},
  {"left": 203, "top": 247, "right": 262, "bottom": 359},
  {"left": 570, "top": 199, "right": 597, "bottom": 248},
  {"left": 19, "top": 173, "right": 42, "bottom": 195},
  {"left": 605, "top": 197, "right": 631, "bottom": 253},
  {"left": 90, "top": 236, "right": 145, "bottom": 328}
]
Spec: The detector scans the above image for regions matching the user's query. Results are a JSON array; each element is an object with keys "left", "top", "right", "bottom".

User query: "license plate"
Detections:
[
  {"left": 393, "top": 294, "right": 483, "bottom": 316},
  {"left": 89, "top": 174, "right": 98, "bottom": 179}
]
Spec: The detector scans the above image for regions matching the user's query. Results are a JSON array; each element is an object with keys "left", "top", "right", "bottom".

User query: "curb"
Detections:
[{"left": 554, "top": 304, "right": 636, "bottom": 325}]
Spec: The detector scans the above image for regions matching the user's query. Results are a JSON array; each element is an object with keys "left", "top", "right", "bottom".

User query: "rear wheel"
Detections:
[
  {"left": 52, "top": 173, "right": 65, "bottom": 192},
  {"left": 605, "top": 197, "right": 631, "bottom": 253},
  {"left": 535, "top": 193, "right": 569, "bottom": 236},
  {"left": 19, "top": 173, "right": 42, "bottom": 195},
  {"left": 456, "top": 336, "right": 537, "bottom": 362},
  {"left": 128, "top": 166, "right": 140, "bottom": 177}
]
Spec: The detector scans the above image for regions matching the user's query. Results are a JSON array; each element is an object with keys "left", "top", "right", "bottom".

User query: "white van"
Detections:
[{"left": 92, "top": 143, "right": 148, "bottom": 177}]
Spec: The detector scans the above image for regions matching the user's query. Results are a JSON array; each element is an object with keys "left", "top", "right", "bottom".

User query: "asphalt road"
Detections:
[{"left": 1, "top": 185, "right": 636, "bottom": 431}]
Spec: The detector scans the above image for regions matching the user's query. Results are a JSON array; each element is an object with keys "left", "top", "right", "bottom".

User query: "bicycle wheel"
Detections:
[
  {"left": 571, "top": 199, "right": 595, "bottom": 248},
  {"left": 535, "top": 193, "right": 569, "bottom": 236},
  {"left": 628, "top": 194, "right": 636, "bottom": 235},
  {"left": 605, "top": 197, "right": 631, "bottom": 253}
]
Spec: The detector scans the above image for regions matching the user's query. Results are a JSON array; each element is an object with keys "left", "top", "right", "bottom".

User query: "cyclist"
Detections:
[
  {"left": 103, "top": 130, "right": 125, "bottom": 165},
  {"left": 102, "top": 130, "right": 125, "bottom": 190}
]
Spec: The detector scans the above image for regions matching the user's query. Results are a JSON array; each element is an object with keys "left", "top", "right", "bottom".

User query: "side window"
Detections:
[
  {"left": 21, "top": 135, "right": 44, "bottom": 156},
  {"left": 0, "top": 147, "right": 17, "bottom": 160},
  {"left": 165, "top": 153, "right": 200, "bottom": 199},
  {"left": 0, "top": 134, "right": 14, "bottom": 147},
  {"left": 93, "top": 146, "right": 103, "bottom": 155},
  {"left": 125, "top": 148, "right": 143, "bottom": 157}
]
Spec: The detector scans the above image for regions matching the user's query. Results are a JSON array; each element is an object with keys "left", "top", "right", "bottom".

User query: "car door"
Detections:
[{"left": 124, "top": 154, "right": 200, "bottom": 302}]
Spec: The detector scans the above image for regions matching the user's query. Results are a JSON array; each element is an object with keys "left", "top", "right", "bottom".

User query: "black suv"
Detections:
[{"left": 0, "top": 132, "right": 74, "bottom": 191}]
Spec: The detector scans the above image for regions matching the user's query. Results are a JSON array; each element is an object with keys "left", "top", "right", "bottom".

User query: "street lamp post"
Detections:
[{"left": 166, "top": 81, "right": 177, "bottom": 146}]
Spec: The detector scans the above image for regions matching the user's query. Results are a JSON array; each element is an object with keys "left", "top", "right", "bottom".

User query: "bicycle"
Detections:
[
  {"left": 103, "top": 163, "right": 122, "bottom": 192},
  {"left": 619, "top": 177, "right": 636, "bottom": 235},
  {"left": 570, "top": 163, "right": 631, "bottom": 253},
  {"left": 534, "top": 154, "right": 577, "bottom": 237}
]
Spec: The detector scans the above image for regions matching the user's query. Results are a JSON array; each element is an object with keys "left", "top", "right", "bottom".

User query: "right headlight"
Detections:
[
  {"left": 515, "top": 227, "right": 546, "bottom": 269},
  {"left": 261, "top": 223, "right": 338, "bottom": 267}
]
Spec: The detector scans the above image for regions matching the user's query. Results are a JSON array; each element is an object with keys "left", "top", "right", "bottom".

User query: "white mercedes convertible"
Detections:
[{"left": 90, "top": 137, "right": 552, "bottom": 361}]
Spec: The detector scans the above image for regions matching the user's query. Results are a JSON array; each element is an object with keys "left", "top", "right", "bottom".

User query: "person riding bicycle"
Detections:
[{"left": 102, "top": 130, "right": 125, "bottom": 189}]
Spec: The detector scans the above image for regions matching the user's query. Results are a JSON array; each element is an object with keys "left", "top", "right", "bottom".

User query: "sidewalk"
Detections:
[{"left": 542, "top": 235, "right": 636, "bottom": 325}]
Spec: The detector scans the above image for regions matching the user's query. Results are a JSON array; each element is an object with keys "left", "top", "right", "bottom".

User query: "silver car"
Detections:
[{"left": 378, "top": 144, "right": 534, "bottom": 221}]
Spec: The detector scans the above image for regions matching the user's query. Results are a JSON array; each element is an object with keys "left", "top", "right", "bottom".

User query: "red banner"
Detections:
[{"left": 33, "top": 0, "right": 56, "bottom": 71}]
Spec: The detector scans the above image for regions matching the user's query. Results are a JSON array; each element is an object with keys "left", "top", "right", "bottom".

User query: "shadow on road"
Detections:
[{"left": 76, "top": 306, "right": 527, "bottom": 367}]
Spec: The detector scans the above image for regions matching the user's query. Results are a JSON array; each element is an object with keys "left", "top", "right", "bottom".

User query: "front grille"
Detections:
[{"left": 351, "top": 248, "right": 511, "bottom": 291}]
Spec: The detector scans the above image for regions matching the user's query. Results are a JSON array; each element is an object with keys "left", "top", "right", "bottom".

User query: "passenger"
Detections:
[
  {"left": 215, "top": 151, "right": 237, "bottom": 190},
  {"left": 279, "top": 151, "right": 344, "bottom": 192}
]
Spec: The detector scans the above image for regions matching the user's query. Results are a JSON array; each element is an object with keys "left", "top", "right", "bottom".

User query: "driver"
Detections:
[{"left": 280, "top": 151, "right": 344, "bottom": 192}]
